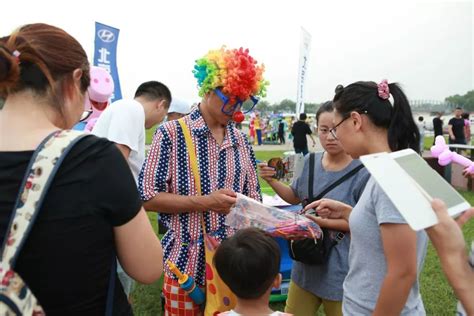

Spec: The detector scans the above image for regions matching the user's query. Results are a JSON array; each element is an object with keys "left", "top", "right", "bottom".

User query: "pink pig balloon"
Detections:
[
  {"left": 430, "top": 135, "right": 474, "bottom": 173},
  {"left": 83, "top": 66, "right": 114, "bottom": 132}
]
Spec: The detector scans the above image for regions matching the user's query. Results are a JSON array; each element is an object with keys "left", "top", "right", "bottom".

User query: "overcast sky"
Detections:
[{"left": 2, "top": 0, "right": 472, "bottom": 105}]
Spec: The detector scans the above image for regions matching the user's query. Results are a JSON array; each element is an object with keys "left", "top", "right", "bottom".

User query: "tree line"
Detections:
[
  {"left": 254, "top": 89, "right": 474, "bottom": 114},
  {"left": 445, "top": 90, "right": 474, "bottom": 111}
]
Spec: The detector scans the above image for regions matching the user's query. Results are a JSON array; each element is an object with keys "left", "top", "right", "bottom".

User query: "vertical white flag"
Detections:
[{"left": 296, "top": 27, "right": 312, "bottom": 115}]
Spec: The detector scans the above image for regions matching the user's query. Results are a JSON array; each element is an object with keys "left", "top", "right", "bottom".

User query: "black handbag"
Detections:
[{"left": 288, "top": 153, "right": 364, "bottom": 265}]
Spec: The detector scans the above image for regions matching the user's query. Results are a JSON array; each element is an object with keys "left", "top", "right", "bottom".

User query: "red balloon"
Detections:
[{"left": 232, "top": 111, "right": 245, "bottom": 123}]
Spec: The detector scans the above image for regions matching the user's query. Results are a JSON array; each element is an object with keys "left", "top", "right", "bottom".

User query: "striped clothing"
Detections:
[{"left": 139, "top": 107, "right": 261, "bottom": 286}]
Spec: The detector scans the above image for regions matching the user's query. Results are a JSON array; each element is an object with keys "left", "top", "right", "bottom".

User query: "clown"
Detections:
[
  {"left": 139, "top": 47, "right": 268, "bottom": 316},
  {"left": 193, "top": 47, "right": 267, "bottom": 125},
  {"left": 74, "top": 66, "right": 114, "bottom": 131}
]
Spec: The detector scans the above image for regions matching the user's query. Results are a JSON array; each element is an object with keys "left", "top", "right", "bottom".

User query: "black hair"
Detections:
[
  {"left": 462, "top": 112, "right": 470, "bottom": 119},
  {"left": 456, "top": 107, "right": 463, "bottom": 110},
  {"left": 214, "top": 227, "right": 280, "bottom": 300},
  {"left": 134, "top": 81, "right": 172, "bottom": 107},
  {"left": 316, "top": 101, "right": 334, "bottom": 124},
  {"left": 418, "top": 116, "right": 424, "bottom": 122},
  {"left": 299, "top": 113, "right": 307, "bottom": 120},
  {"left": 333, "top": 81, "right": 420, "bottom": 153}
]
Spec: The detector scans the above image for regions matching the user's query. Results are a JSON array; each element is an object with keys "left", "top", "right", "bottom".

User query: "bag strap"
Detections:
[
  {"left": 1, "top": 130, "right": 89, "bottom": 267},
  {"left": 177, "top": 119, "right": 207, "bottom": 235},
  {"left": 308, "top": 153, "right": 315, "bottom": 199},
  {"left": 307, "top": 153, "right": 364, "bottom": 240},
  {"left": 311, "top": 158, "right": 365, "bottom": 201}
]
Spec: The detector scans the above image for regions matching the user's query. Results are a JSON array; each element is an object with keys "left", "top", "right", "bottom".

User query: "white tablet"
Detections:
[{"left": 360, "top": 149, "right": 470, "bottom": 230}]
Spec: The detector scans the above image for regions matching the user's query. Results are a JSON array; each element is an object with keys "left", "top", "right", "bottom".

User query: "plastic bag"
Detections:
[{"left": 226, "top": 194, "right": 322, "bottom": 239}]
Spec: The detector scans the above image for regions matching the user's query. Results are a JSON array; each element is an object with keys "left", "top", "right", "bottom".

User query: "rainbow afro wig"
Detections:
[{"left": 193, "top": 46, "right": 269, "bottom": 103}]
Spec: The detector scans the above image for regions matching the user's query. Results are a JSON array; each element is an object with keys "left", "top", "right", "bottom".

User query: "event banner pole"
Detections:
[
  {"left": 93, "top": 22, "right": 122, "bottom": 102},
  {"left": 295, "top": 27, "right": 312, "bottom": 115}
]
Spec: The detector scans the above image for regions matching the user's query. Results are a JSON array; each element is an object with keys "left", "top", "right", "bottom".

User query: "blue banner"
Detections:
[{"left": 93, "top": 22, "right": 122, "bottom": 102}]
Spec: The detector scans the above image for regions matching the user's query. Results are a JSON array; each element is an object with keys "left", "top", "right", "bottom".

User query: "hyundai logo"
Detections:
[{"left": 97, "top": 29, "right": 115, "bottom": 43}]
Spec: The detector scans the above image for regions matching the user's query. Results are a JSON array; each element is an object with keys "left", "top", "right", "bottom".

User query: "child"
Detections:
[{"left": 214, "top": 228, "right": 292, "bottom": 316}]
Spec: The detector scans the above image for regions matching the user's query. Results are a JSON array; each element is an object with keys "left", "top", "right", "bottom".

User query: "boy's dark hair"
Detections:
[
  {"left": 333, "top": 81, "right": 420, "bottom": 153},
  {"left": 134, "top": 81, "right": 171, "bottom": 107},
  {"left": 456, "top": 107, "right": 463, "bottom": 110},
  {"left": 214, "top": 228, "right": 280, "bottom": 300},
  {"left": 299, "top": 113, "right": 307, "bottom": 120},
  {"left": 316, "top": 101, "right": 334, "bottom": 124}
]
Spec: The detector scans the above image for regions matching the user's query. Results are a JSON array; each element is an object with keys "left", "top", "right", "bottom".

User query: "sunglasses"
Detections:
[{"left": 214, "top": 89, "right": 259, "bottom": 115}]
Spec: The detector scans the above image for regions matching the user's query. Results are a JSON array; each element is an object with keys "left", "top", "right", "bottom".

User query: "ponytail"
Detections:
[
  {"left": 333, "top": 80, "right": 420, "bottom": 153},
  {"left": 387, "top": 83, "right": 420, "bottom": 153}
]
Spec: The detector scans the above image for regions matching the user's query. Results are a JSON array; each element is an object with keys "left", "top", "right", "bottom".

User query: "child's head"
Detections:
[
  {"left": 299, "top": 113, "right": 307, "bottom": 121},
  {"left": 316, "top": 101, "right": 345, "bottom": 155},
  {"left": 214, "top": 227, "right": 281, "bottom": 300},
  {"left": 332, "top": 80, "right": 419, "bottom": 158},
  {"left": 462, "top": 112, "right": 469, "bottom": 120}
]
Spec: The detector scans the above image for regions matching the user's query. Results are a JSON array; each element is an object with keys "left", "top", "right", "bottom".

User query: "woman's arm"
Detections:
[
  {"left": 308, "top": 216, "right": 349, "bottom": 231},
  {"left": 373, "top": 223, "right": 418, "bottom": 316},
  {"left": 258, "top": 163, "right": 300, "bottom": 205},
  {"left": 114, "top": 208, "right": 163, "bottom": 284},
  {"left": 305, "top": 198, "right": 353, "bottom": 222},
  {"left": 427, "top": 200, "right": 474, "bottom": 314}
]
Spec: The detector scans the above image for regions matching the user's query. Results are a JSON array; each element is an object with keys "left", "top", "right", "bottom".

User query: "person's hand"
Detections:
[
  {"left": 304, "top": 214, "right": 324, "bottom": 227},
  {"left": 204, "top": 189, "right": 237, "bottom": 214},
  {"left": 427, "top": 200, "right": 474, "bottom": 316},
  {"left": 462, "top": 167, "right": 474, "bottom": 179},
  {"left": 304, "top": 198, "right": 352, "bottom": 220},
  {"left": 426, "top": 199, "right": 474, "bottom": 257},
  {"left": 258, "top": 163, "right": 276, "bottom": 183},
  {"left": 450, "top": 135, "right": 456, "bottom": 141}
]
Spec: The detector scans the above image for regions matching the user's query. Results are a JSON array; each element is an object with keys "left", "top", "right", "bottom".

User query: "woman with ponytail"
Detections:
[{"left": 305, "top": 80, "right": 428, "bottom": 315}]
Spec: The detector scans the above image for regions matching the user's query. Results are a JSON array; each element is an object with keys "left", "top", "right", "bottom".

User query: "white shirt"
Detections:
[{"left": 92, "top": 99, "right": 145, "bottom": 182}]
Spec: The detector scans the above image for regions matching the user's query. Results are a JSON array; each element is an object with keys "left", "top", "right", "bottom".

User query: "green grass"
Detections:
[
  {"left": 146, "top": 127, "right": 157, "bottom": 145},
  {"left": 131, "top": 149, "right": 474, "bottom": 315}
]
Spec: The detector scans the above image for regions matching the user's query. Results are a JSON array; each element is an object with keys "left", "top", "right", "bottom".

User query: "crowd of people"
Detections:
[
  {"left": 246, "top": 113, "right": 318, "bottom": 150},
  {"left": 0, "top": 23, "right": 473, "bottom": 316}
]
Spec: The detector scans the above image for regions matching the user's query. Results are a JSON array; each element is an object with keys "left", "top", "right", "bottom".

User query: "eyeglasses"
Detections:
[
  {"left": 79, "top": 110, "right": 93, "bottom": 122},
  {"left": 329, "top": 110, "right": 368, "bottom": 139},
  {"left": 214, "top": 89, "right": 259, "bottom": 115}
]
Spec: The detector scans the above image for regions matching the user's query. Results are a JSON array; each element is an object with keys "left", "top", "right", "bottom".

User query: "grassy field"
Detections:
[{"left": 132, "top": 142, "right": 473, "bottom": 315}]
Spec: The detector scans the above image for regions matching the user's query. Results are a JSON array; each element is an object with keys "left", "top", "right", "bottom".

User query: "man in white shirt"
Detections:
[{"left": 92, "top": 80, "right": 171, "bottom": 299}]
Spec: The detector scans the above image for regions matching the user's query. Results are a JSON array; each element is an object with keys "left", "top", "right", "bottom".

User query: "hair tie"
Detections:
[
  {"left": 377, "top": 79, "right": 390, "bottom": 100},
  {"left": 12, "top": 50, "right": 20, "bottom": 64}
]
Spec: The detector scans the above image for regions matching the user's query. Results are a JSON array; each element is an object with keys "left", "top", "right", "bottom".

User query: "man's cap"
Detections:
[{"left": 168, "top": 98, "right": 191, "bottom": 114}]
